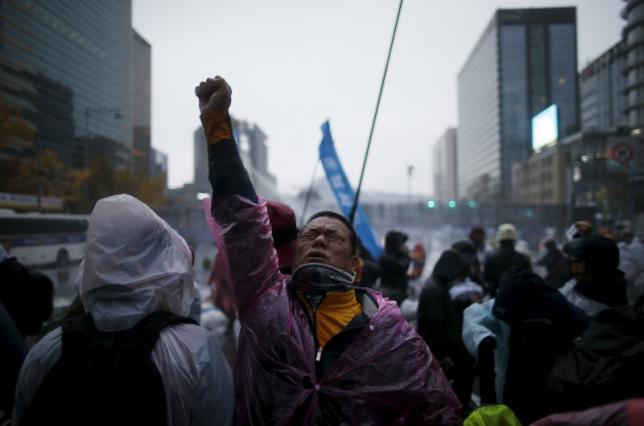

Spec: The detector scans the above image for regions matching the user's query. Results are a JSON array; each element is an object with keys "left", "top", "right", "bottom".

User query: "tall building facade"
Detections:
[
  {"left": 622, "top": 0, "right": 644, "bottom": 129},
  {"left": 580, "top": 41, "right": 628, "bottom": 131},
  {"left": 432, "top": 128, "right": 458, "bottom": 202},
  {"left": 0, "top": 0, "right": 134, "bottom": 170},
  {"left": 132, "top": 29, "right": 151, "bottom": 176},
  {"left": 457, "top": 8, "right": 579, "bottom": 198}
]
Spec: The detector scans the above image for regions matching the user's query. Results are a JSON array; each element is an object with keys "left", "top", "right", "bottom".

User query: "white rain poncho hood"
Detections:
[{"left": 79, "top": 194, "right": 195, "bottom": 331}]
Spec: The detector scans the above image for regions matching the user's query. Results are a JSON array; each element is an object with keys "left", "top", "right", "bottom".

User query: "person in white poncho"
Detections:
[{"left": 13, "top": 194, "right": 233, "bottom": 426}]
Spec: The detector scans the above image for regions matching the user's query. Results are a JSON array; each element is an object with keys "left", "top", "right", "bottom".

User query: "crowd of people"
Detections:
[{"left": 2, "top": 76, "right": 644, "bottom": 425}]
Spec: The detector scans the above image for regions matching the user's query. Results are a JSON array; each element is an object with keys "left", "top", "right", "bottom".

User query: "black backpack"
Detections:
[{"left": 21, "top": 311, "right": 197, "bottom": 426}]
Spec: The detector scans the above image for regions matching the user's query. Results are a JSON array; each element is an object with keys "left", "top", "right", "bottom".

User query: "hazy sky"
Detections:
[{"left": 132, "top": 0, "right": 623, "bottom": 197}]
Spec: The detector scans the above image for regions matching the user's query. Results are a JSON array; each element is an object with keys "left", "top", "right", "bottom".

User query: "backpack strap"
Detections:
[{"left": 133, "top": 310, "right": 199, "bottom": 352}]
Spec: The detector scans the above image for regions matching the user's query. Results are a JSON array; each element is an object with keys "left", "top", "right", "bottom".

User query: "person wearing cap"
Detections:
[
  {"left": 196, "top": 76, "right": 461, "bottom": 424},
  {"left": 483, "top": 224, "right": 531, "bottom": 298},
  {"left": 559, "top": 235, "right": 627, "bottom": 317},
  {"left": 266, "top": 200, "right": 298, "bottom": 274}
]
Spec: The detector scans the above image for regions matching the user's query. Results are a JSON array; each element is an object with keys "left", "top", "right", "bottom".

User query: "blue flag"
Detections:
[{"left": 318, "top": 121, "right": 382, "bottom": 259}]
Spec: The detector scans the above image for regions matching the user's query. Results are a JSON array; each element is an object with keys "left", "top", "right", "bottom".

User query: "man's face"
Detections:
[{"left": 293, "top": 216, "right": 356, "bottom": 274}]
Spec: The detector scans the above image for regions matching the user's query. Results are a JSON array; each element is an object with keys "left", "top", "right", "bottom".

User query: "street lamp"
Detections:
[{"left": 406, "top": 165, "right": 414, "bottom": 204}]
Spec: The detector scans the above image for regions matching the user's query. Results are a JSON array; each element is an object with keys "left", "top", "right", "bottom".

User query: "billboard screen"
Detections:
[{"left": 532, "top": 104, "right": 559, "bottom": 152}]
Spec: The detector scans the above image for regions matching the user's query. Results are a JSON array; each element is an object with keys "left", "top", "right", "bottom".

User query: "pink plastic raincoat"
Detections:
[{"left": 212, "top": 195, "right": 461, "bottom": 425}]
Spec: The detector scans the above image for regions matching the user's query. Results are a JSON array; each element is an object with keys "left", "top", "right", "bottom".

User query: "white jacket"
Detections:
[{"left": 13, "top": 194, "right": 233, "bottom": 426}]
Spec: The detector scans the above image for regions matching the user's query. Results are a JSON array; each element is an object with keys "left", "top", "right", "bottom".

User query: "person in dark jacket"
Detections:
[
  {"left": 484, "top": 224, "right": 531, "bottom": 297},
  {"left": 468, "top": 226, "right": 490, "bottom": 266},
  {"left": 417, "top": 250, "right": 475, "bottom": 408},
  {"left": 531, "top": 398, "right": 644, "bottom": 426},
  {"left": 0, "top": 301, "right": 26, "bottom": 424},
  {"left": 547, "top": 305, "right": 644, "bottom": 413},
  {"left": 355, "top": 238, "right": 380, "bottom": 288},
  {"left": 453, "top": 240, "right": 482, "bottom": 284},
  {"left": 0, "top": 252, "right": 53, "bottom": 338},
  {"left": 560, "top": 235, "right": 627, "bottom": 317},
  {"left": 493, "top": 267, "right": 589, "bottom": 424},
  {"left": 379, "top": 230, "right": 410, "bottom": 305},
  {"left": 536, "top": 239, "right": 570, "bottom": 288}
]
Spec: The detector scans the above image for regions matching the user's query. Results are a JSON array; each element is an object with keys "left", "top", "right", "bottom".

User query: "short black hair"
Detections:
[{"left": 305, "top": 211, "right": 357, "bottom": 254}]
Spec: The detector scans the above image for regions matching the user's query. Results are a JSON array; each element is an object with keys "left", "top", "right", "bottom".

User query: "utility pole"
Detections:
[{"left": 407, "top": 164, "right": 414, "bottom": 204}]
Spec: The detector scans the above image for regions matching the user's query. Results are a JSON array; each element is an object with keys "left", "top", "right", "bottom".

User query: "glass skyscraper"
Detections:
[
  {"left": 457, "top": 8, "right": 579, "bottom": 198},
  {"left": 623, "top": 0, "right": 644, "bottom": 129},
  {"left": 0, "top": 0, "right": 134, "bottom": 169}
]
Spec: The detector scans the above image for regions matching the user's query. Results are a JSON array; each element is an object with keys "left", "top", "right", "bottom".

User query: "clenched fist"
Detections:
[
  {"left": 195, "top": 76, "right": 232, "bottom": 114},
  {"left": 196, "top": 76, "right": 233, "bottom": 144}
]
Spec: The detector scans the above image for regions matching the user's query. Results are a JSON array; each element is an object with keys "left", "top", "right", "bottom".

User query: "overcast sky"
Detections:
[{"left": 132, "top": 0, "right": 623, "bottom": 197}]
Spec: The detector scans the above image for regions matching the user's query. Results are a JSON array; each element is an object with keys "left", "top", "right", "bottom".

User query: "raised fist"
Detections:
[{"left": 195, "top": 76, "right": 232, "bottom": 115}]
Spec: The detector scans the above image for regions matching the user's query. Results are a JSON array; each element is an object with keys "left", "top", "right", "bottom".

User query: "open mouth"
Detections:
[{"left": 304, "top": 251, "right": 328, "bottom": 262}]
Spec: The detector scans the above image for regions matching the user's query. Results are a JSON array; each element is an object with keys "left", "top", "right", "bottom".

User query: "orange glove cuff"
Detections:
[{"left": 200, "top": 111, "right": 233, "bottom": 145}]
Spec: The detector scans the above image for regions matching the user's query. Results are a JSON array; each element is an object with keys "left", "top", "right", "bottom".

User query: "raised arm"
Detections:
[{"left": 195, "top": 77, "right": 280, "bottom": 315}]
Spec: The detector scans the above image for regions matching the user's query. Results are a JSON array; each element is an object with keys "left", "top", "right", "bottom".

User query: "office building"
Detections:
[
  {"left": 622, "top": 0, "right": 644, "bottom": 129},
  {"left": 0, "top": 0, "right": 135, "bottom": 171},
  {"left": 580, "top": 41, "right": 628, "bottom": 131},
  {"left": 132, "top": 29, "right": 151, "bottom": 176},
  {"left": 457, "top": 8, "right": 579, "bottom": 198}
]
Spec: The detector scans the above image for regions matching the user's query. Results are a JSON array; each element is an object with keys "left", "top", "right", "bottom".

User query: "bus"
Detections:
[{"left": 0, "top": 210, "right": 89, "bottom": 266}]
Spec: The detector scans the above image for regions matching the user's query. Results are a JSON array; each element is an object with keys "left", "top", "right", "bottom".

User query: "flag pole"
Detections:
[{"left": 349, "top": 0, "right": 404, "bottom": 224}]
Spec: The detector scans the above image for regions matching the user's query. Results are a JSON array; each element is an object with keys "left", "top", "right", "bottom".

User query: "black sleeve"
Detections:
[
  {"left": 207, "top": 139, "right": 258, "bottom": 203},
  {"left": 417, "top": 285, "right": 450, "bottom": 359}
]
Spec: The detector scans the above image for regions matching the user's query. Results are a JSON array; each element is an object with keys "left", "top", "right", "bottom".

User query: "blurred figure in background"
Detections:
[
  {"left": 417, "top": 250, "right": 475, "bottom": 409},
  {"left": 0, "top": 243, "right": 28, "bottom": 423},
  {"left": 618, "top": 229, "right": 644, "bottom": 308},
  {"left": 0, "top": 244, "right": 54, "bottom": 341},
  {"left": 266, "top": 200, "right": 298, "bottom": 275},
  {"left": 469, "top": 226, "right": 491, "bottom": 267},
  {"left": 453, "top": 240, "right": 482, "bottom": 284},
  {"left": 409, "top": 242, "right": 427, "bottom": 281},
  {"left": 354, "top": 239, "right": 380, "bottom": 288},
  {"left": 536, "top": 239, "right": 570, "bottom": 288},
  {"left": 484, "top": 224, "right": 531, "bottom": 297},
  {"left": 379, "top": 230, "right": 411, "bottom": 306}
]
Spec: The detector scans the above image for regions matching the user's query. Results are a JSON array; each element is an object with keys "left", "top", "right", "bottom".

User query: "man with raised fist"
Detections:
[{"left": 197, "top": 76, "right": 460, "bottom": 425}]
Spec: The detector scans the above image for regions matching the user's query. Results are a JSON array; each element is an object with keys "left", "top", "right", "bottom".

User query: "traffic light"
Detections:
[
  {"left": 448, "top": 200, "right": 457, "bottom": 209},
  {"left": 467, "top": 200, "right": 477, "bottom": 208},
  {"left": 427, "top": 200, "right": 437, "bottom": 209}
]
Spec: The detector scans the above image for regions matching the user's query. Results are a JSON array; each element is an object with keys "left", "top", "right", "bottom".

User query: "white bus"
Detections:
[{"left": 0, "top": 210, "right": 89, "bottom": 266}]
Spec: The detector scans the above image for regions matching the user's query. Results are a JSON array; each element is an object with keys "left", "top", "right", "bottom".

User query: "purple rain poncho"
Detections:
[{"left": 210, "top": 195, "right": 461, "bottom": 425}]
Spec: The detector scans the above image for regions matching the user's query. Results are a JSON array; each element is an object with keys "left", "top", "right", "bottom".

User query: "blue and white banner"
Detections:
[{"left": 318, "top": 121, "right": 382, "bottom": 259}]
